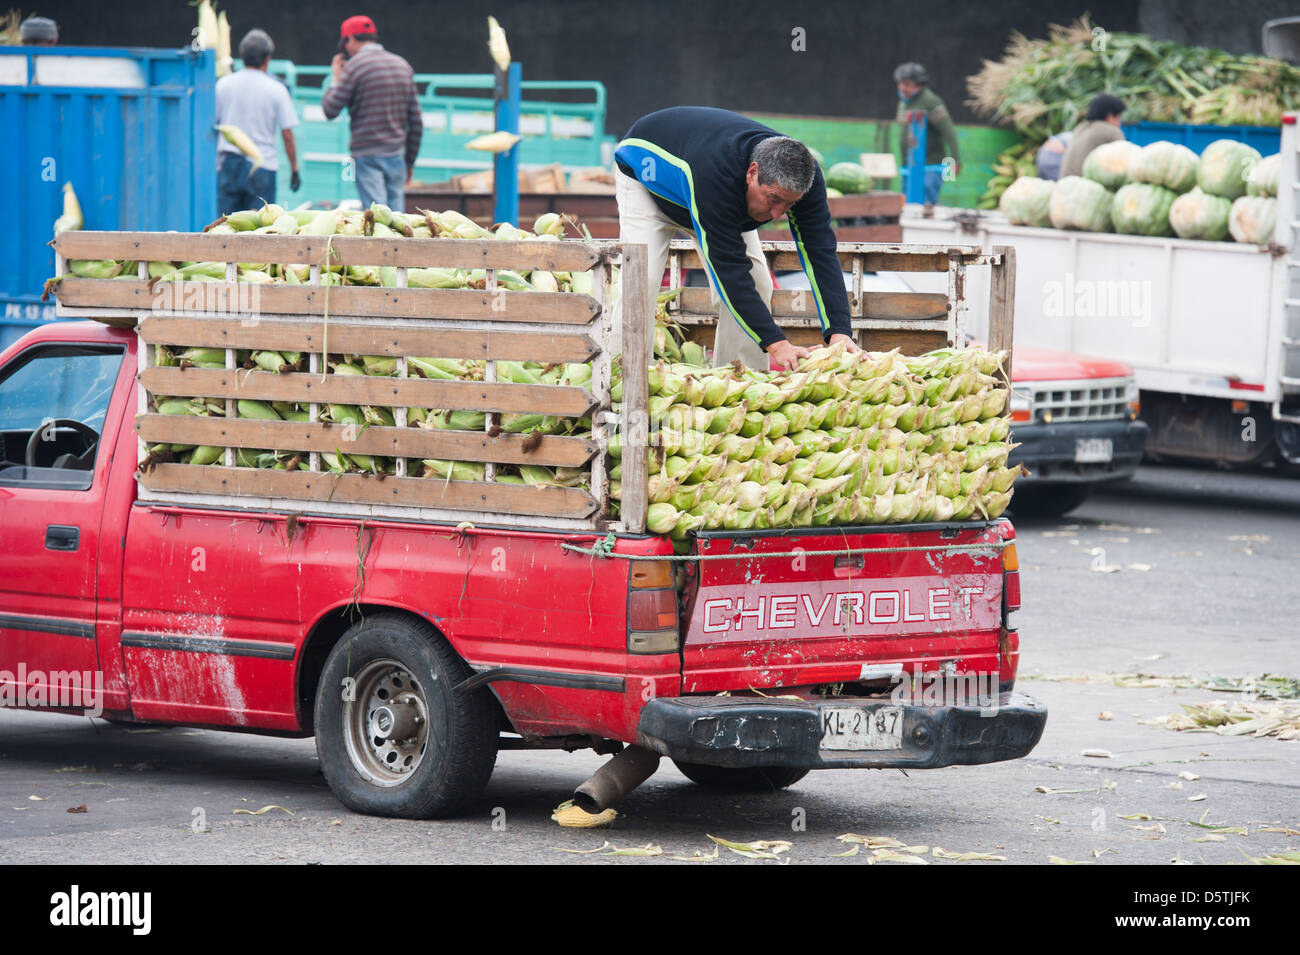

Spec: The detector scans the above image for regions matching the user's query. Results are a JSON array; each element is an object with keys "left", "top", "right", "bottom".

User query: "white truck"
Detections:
[{"left": 902, "top": 114, "right": 1300, "bottom": 469}]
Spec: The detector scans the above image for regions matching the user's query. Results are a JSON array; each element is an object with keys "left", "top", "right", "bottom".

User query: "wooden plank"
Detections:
[
  {"left": 761, "top": 226, "right": 902, "bottom": 243},
  {"left": 136, "top": 416, "right": 594, "bottom": 467},
  {"left": 53, "top": 232, "right": 604, "bottom": 272},
  {"left": 826, "top": 193, "right": 905, "bottom": 218},
  {"left": 54, "top": 279, "right": 600, "bottom": 325},
  {"left": 618, "top": 244, "right": 650, "bottom": 534},
  {"left": 673, "top": 248, "right": 974, "bottom": 273},
  {"left": 677, "top": 288, "right": 948, "bottom": 322},
  {"left": 988, "top": 245, "right": 1016, "bottom": 380},
  {"left": 827, "top": 226, "right": 904, "bottom": 244},
  {"left": 140, "top": 463, "right": 599, "bottom": 519},
  {"left": 140, "top": 367, "right": 597, "bottom": 416},
  {"left": 137, "top": 316, "right": 599, "bottom": 364},
  {"left": 858, "top": 329, "right": 950, "bottom": 355}
]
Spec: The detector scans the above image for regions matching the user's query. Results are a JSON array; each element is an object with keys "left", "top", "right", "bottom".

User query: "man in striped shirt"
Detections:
[{"left": 322, "top": 15, "right": 423, "bottom": 211}]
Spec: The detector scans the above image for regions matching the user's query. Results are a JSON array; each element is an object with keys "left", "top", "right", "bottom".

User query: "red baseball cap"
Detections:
[{"left": 339, "top": 15, "right": 377, "bottom": 40}]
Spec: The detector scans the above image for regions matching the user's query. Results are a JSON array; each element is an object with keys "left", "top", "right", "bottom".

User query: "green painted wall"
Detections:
[{"left": 746, "top": 113, "right": 1022, "bottom": 210}]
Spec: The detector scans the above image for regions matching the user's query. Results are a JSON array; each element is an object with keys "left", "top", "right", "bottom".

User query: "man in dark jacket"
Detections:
[
  {"left": 894, "top": 62, "right": 961, "bottom": 215},
  {"left": 615, "top": 107, "right": 856, "bottom": 370}
]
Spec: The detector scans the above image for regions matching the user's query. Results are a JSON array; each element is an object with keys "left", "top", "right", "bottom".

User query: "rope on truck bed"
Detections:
[{"left": 561, "top": 540, "right": 1007, "bottom": 561}]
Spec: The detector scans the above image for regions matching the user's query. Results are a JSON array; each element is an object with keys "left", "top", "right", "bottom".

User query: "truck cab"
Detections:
[{"left": 1006, "top": 345, "right": 1148, "bottom": 516}]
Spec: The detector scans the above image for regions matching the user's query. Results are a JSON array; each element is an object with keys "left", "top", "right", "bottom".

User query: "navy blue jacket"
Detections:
[{"left": 615, "top": 107, "right": 852, "bottom": 350}]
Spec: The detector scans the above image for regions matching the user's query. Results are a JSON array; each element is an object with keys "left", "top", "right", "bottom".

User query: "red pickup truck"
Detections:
[{"left": 0, "top": 320, "right": 1046, "bottom": 819}]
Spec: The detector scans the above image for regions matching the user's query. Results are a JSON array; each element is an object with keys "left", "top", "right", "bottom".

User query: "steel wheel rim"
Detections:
[{"left": 343, "top": 658, "right": 432, "bottom": 787}]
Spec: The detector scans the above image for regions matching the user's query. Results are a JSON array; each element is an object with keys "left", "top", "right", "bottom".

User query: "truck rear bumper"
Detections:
[
  {"left": 637, "top": 692, "right": 1047, "bottom": 770},
  {"left": 1010, "top": 419, "right": 1148, "bottom": 484}
]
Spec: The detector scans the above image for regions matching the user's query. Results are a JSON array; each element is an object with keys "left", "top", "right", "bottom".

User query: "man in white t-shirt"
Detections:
[{"left": 215, "top": 29, "right": 301, "bottom": 215}]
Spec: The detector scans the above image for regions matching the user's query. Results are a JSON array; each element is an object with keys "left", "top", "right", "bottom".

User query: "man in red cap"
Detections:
[{"left": 322, "top": 15, "right": 423, "bottom": 211}]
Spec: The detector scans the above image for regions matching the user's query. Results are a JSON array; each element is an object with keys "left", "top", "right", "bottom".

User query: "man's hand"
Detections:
[
  {"left": 828, "top": 332, "right": 861, "bottom": 353},
  {"left": 766, "top": 339, "right": 810, "bottom": 371},
  {"left": 406, "top": 165, "right": 415, "bottom": 187},
  {"left": 331, "top": 53, "right": 347, "bottom": 81},
  {"left": 290, "top": 169, "right": 301, "bottom": 192}
]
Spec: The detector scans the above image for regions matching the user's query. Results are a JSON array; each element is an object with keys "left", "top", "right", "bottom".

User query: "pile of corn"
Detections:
[
  {"left": 146, "top": 348, "right": 604, "bottom": 482},
  {"left": 610, "top": 337, "right": 1020, "bottom": 537},
  {"left": 58, "top": 203, "right": 577, "bottom": 291},
  {"left": 77, "top": 203, "right": 1021, "bottom": 532}
]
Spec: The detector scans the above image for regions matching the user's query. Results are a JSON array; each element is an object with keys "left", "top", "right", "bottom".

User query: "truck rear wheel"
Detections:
[
  {"left": 1008, "top": 485, "right": 1091, "bottom": 518},
  {"left": 673, "top": 760, "right": 808, "bottom": 792},
  {"left": 314, "top": 613, "right": 498, "bottom": 818}
]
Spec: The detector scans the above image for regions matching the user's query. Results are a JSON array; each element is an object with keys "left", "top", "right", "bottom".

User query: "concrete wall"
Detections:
[{"left": 37, "top": 0, "right": 1286, "bottom": 134}]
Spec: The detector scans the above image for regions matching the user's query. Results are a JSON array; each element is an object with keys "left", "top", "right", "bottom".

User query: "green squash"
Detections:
[
  {"left": 1048, "top": 176, "right": 1113, "bottom": 232},
  {"left": 1128, "top": 141, "right": 1199, "bottom": 194},
  {"left": 826, "top": 162, "right": 872, "bottom": 194},
  {"left": 1082, "top": 140, "right": 1141, "bottom": 190},
  {"left": 1246, "top": 154, "right": 1280, "bottom": 198},
  {"left": 1111, "top": 183, "right": 1177, "bottom": 236},
  {"left": 1196, "top": 139, "right": 1261, "bottom": 200},
  {"left": 999, "top": 176, "right": 1055, "bottom": 227},
  {"left": 1228, "top": 196, "right": 1277, "bottom": 245},
  {"left": 1168, "top": 188, "right": 1232, "bottom": 241}
]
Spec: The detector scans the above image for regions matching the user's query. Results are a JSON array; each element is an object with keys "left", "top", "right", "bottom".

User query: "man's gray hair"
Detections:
[
  {"left": 239, "top": 29, "right": 275, "bottom": 68},
  {"left": 751, "top": 137, "right": 816, "bottom": 195}
]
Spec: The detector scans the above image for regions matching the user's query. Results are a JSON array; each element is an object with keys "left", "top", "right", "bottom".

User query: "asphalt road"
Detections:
[{"left": 1, "top": 465, "right": 1296, "bottom": 867}]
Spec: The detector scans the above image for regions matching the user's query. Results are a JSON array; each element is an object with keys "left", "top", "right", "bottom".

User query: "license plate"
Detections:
[
  {"left": 819, "top": 706, "right": 904, "bottom": 751},
  {"left": 1074, "top": 438, "right": 1113, "bottom": 463}
]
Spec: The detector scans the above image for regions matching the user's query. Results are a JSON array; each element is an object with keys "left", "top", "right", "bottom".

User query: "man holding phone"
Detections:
[{"left": 322, "top": 15, "right": 423, "bottom": 210}]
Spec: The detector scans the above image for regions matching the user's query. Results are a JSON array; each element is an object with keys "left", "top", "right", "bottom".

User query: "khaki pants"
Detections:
[{"left": 615, "top": 170, "right": 771, "bottom": 369}]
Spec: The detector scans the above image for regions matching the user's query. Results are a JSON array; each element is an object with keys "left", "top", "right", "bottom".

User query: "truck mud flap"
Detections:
[{"left": 637, "top": 692, "right": 1047, "bottom": 770}]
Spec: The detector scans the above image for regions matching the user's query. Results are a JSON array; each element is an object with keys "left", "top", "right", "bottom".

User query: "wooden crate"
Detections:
[
  {"left": 50, "top": 231, "right": 651, "bottom": 533},
  {"left": 663, "top": 239, "right": 1016, "bottom": 373}
]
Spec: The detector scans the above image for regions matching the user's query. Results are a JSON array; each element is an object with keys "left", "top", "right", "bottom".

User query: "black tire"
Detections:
[
  {"left": 1008, "top": 484, "right": 1091, "bottom": 518},
  {"left": 314, "top": 612, "right": 498, "bottom": 819},
  {"left": 672, "top": 760, "right": 809, "bottom": 792}
]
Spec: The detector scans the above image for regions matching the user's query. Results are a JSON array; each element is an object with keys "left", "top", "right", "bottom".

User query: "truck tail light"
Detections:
[
  {"left": 1002, "top": 541, "right": 1021, "bottom": 614},
  {"left": 628, "top": 560, "right": 680, "bottom": 654}
]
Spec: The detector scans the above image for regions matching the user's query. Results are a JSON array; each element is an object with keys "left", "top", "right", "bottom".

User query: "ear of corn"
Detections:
[
  {"left": 465, "top": 131, "right": 522, "bottom": 154},
  {"left": 54, "top": 183, "right": 84, "bottom": 234},
  {"left": 218, "top": 125, "right": 263, "bottom": 170}
]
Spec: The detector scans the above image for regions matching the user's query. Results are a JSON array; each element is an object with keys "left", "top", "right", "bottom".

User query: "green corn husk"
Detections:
[
  {"left": 981, "top": 491, "right": 1013, "bottom": 518},
  {"left": 362, "top": 405, "right": 396, "bottom": 428},
  {"left": 188, "top": 445, "right": 224, "bottom": 466},
  {"left": 429, "top": 409, "right": 487, "bottom": 431},
  {"left": 687, "top": 453, "right": 728, "bottom": 483},
  {"left": 713, "top": 432, "right": 759, "bottom": 462},
  {"left": 251, "top": 350, "right": 289, "bottom": 373},
  {"left": 647, "top": 502, "right": 680, "bottom": 535},
  {"left": 407, "top": 267, "right": 467, "bottom": 289},
  {"left": 423, "top": 459, "right": 486, "bottom": 482},
  {"left": 325, "top": 404, "right": 364, "bottom": 426},
  {"left": 237, "top": 399, "right": 281, "bottom": 420},
  {"left": 224, "top": 209, "right": 261, "bottom": 231}
]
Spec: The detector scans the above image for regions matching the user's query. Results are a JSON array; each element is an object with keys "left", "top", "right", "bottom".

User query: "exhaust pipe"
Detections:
[{"left": 573, "top": 744, "right": 661, "bottom": 813}]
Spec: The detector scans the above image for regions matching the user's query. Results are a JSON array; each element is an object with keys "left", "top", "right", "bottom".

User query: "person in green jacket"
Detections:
[{"left": 894, "top": 62, "right": 960, "bottom": 215}]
